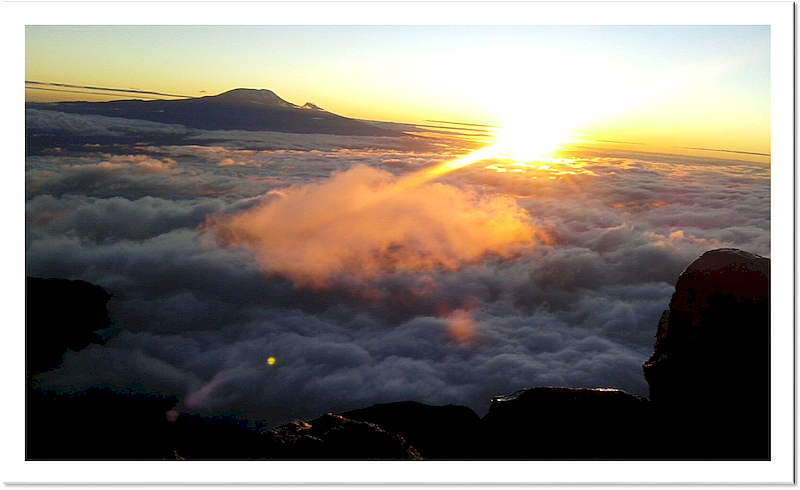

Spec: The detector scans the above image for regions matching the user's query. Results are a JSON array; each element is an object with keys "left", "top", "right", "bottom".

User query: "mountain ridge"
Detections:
[
  {"left": 25, "top": 87, "right": 400, "bottom": 137},
  {"left": 196, "top": 88, "right": 298, "bottom": 109}
]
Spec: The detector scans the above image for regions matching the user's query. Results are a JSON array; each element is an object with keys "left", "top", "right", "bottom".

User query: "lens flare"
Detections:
[
  {"left": 397, "top": 145, "right": 500, "bottom": 189},
  {"left": 445, "top": 309, "right": 475, "bottom": 343}
]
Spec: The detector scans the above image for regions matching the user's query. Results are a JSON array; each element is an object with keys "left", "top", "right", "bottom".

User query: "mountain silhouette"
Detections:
[
  {"left": 26, "top": 88, "right": 401, "bottom": 136},
  {"left": 207, "top": 88, "right": 298, "bottom": 108}
]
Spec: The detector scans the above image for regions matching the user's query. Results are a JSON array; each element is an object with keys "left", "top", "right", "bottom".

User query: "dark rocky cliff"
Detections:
[
  {"left": 479, "top": 387, "right": 650, "bottom": 459},
  {"left": 25, "top": 248, "right": 770, "bottom": 460},
  {"left": 25, "top": 277, "right": 112, "bottom": 376},
  {"left": 642, "top": 248, "right": 770, "bottom": 459}
]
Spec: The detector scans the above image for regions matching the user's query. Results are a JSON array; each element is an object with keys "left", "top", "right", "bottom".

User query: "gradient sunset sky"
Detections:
[{"left": 26, "top": 25, "right": 770, "bottom": 159}]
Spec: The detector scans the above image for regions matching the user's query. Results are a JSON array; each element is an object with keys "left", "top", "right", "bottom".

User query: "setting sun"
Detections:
[
  {"left": 469, "top": 52, "right": 681, "bottom": 165},
  {"left": 407, "top": 67, "right": 678, "bottom": 183}
]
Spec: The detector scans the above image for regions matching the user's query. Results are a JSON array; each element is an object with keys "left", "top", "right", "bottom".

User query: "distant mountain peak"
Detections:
[
  {"left": 211, "top": 88, "right": 297, "bottom": 108},
  {"left": 25, "top": 86, "right": 404, "bottom": 137},
  {"left": 301, "top": 102, "right": 325, "bottom": 111}
]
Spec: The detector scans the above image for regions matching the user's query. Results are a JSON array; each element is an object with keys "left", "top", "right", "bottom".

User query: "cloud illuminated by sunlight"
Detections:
[{"left": 209, "top": 164, "right": 545, "bottom": 287}]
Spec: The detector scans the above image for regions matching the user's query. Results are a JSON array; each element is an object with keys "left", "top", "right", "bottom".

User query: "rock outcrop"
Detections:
[
  {"left": 28, "top": 389, "right": 422, "bottom": 460},
  {"left": 340, "top": 401, "right": 481, "bottom": 459},
  {"left": 27, "top": 387, "right": 180, "bottom": 460},
  {"left": 642, "top": 248, "right": 770, "bottom": 459},
  {"left": 263, "top": 413, "right": 422, "bottom": 460},
  {"left": 26, "top": 277, "right": 112, "bottom": 375},
  {"left": 480, "top": 387, "right": 649, "bottom": 459}
]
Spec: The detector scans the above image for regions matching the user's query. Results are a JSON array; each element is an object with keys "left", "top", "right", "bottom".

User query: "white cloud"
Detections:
[
  {"left": 26, "top": 129, "right": 770, "bottom": 426},
  {"left": 26, "top": 109, "right": 188, "bottom": 136}
]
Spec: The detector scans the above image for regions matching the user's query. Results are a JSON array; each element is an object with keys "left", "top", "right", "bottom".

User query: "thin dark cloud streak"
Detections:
[
  {"left": 582, "top": 138, "right": 647, "bottom": 146},
  {"left": 425, "top": 119, "right": 500, "bottom": 129},
  {"left": 680, "top": 146, "right": 771, "bottom": 157},
  {"left": 26, "top": 86, "right": 168, "bottom": 100},
  {"left": 25, "top": 80, "right": 191, "bottom": 100},
  {"left": 411, "top": 123, "right": 495, "bottom": 134}
]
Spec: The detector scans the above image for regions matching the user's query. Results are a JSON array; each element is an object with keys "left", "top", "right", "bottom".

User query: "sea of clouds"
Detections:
[{"left": 26, "top": 109, "right": 770, "bottom": 425}]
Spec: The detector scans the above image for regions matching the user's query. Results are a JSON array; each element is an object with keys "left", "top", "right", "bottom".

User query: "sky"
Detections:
[
  {"left": 25, "top": 25, "right": 771, "bottom": 158},
  {"left": 13, "top": 8, "right": 794, "bottom": 479}
]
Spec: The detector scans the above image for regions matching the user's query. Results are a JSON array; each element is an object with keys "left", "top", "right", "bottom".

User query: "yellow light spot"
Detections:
[{"left": 266, "top": 357, "right": 276, "bottom": 366}]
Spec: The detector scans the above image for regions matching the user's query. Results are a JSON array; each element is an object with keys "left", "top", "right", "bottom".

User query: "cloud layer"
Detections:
[{"left": 25, "top": 122, "right": 770, "bottom": 425}]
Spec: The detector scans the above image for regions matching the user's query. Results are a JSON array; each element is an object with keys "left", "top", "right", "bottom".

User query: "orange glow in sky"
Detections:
[
  {"left": 25, "top": 26, "right": 771, "bottom": 160},
  {"left": 400, "top": 67, "right": 680, "bottom": 184}
]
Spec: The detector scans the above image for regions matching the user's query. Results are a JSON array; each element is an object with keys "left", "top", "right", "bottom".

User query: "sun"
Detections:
[
  {"left": 401, "top": 47, "right": 681, "bottom": 188},
  {"left": 481, "top": 75, "right": 675, "bottom": 165},
  {"left": 438, "top": 45, "right": 680, "bottom": 167},
  {"left": 487, "top": 114, "right": 575, "bottom": 163}
]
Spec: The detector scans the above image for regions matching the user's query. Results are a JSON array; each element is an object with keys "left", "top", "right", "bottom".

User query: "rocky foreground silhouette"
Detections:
[{"left": 25, "top": 248, "right": 769, "bottom": 460}]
